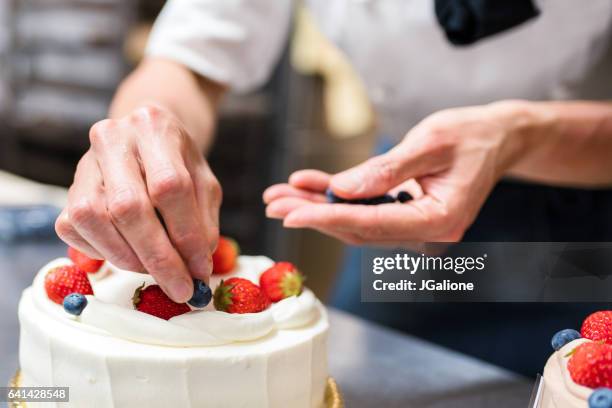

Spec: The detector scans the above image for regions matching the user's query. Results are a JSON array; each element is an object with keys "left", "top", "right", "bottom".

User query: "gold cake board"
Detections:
[{"left": 9, "top": 370, "right": 344, "bottom": 408}]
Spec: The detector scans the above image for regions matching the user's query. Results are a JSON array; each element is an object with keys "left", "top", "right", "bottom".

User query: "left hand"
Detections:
[{"left": 263, "top": 102, "right": 529, "bottom": 246}]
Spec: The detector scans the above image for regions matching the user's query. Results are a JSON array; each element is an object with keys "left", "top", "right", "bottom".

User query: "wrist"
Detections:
[{"left": 487, "top": 99, "right": 554, "bottom": 172}]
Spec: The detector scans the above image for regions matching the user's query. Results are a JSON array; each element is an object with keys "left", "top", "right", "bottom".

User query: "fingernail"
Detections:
[
  {"left": 168, "top": 277, "right": 192, "bottom": 303},
  {"left": 332, "top": 171, "right": 363, "bottom": 194}
]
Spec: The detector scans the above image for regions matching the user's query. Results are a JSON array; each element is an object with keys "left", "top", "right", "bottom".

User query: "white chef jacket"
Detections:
[{"left": 147, "top": 0, "right": 612, "bottom": 141}]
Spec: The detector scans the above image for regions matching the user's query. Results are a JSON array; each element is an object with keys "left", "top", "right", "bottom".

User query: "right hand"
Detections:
[{"left": 56, "top": 105, "right": 221, "bottom": 302}]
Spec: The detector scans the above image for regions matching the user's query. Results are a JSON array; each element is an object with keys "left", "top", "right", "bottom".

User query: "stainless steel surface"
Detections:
[
  {"left": 528, "top": 374, "right": 544, "bottom": 408},
  {"left": 1, "top": 238, "right": 531, "bottom": 407}
]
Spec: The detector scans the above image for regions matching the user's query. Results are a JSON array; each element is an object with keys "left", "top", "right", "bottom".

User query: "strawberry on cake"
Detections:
[
  {"left": 541, "top": 311, "right": 612, "bottom": 408},
  {"left": 17, "top": 237, "right": 330, "bottom": 408}
]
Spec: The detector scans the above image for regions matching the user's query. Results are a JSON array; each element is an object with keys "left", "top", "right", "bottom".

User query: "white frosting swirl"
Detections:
[
  {"left": 81, "top": 297, "right": 227, "bottom": 347},
  {"left": 541, "top": 338, "right": 593, "bottom": 408},
  {"left": 32, "top": 256, "right": 320, "bottom": 347},
  {"left": 271, "top": 291, "right": 319, "bottom": 329},
  {"left": 170, "top": 309, "right": 275, "bottom": 342}
]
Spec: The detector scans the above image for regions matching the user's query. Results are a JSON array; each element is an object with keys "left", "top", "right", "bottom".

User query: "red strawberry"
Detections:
[
  {"left": 259, "top": 262, "right": 304, "bottom": 302},
  {"left": 132, "top": 284, "right": 191, "bottom": 320},
  {"left": 581, "top": 311, "right": 612, "bottom": 344},
  {"left": 568, "top": 341, "right": 612, "bottom": 388},
  {"left": 44, "top": 264, "right": 94, "bottom": 305},
  {"left": 68, "top": 247, "right": 104, "bottom": 274},
  {"left": 212, "top": 236, "right": 239, "bottom": 275},
  {"left": 213, "top": 278, "right": 270, "bottom": 314}
]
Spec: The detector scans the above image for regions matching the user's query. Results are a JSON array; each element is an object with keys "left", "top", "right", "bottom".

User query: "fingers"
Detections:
[
  {"left": 266, "top": 196, "right": 313, "bottom": 219},
  {"left": 90, "top": 119, "right": 193, "bottom": 302},
  {"left": 135, "top": 112, "right": 212, "bottom": 282},
  {"left": 64, "top": 151, "right": 143, "bottom": 272},
  {"left": 264, "top": 178, "right": 368, "bottom": 243},
  {"left": 282, "top": 198, "right": 451, "bottom": 242},
  {"left": 288, "top": 169, "right": 331, "bottom": 191},
  {"left": 329, "top": 141, "right": 448, "bottom": 199},
  {"left": 388, "top": 179, "right": 424, "bottom": 199},
  {"left": 55, "top": 209, "right": 103, "bottom": 259},
  {"left": 267, "top": 166, "right": 459, "bottom": 244},
  {"left": 329, "top": 148, "right": 411, "bottom": 198},
  {"left": 263, "top": 183, "right": 327, "bottom": 205}
]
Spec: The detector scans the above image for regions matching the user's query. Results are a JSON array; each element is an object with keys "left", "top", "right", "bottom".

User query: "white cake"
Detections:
[
  {"left": 18, "top": 256, "right": 329, "bottom": 408},
  {"left": 541, "top": 338, "right": 591, "bottom": 408}
]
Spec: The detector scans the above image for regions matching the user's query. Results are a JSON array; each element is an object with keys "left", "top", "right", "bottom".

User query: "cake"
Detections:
[
  {"left": 541, "top": 311, "right": 612, "bottom": 408},
  {"left": 17, "top": 241, "right": 330, "bottom": 408}
]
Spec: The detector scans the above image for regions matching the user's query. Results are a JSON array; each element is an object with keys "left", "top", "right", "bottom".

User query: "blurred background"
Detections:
[{"left": 0, "top": 0, "right": 377, "bottom": 300}]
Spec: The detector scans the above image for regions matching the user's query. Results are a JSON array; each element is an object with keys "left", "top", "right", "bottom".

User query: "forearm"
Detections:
[
  {"left": 495, "top": 100, "right": 612, "bottom": 188},
  {"left": 109, "top": 57, "right": 226, "bottom": 152}
]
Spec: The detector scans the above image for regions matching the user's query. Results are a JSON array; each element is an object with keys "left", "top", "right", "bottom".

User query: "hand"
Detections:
[
  {"left": 264, "top": 103, "right": 527, "bottom": 246},
  {"left": 55, "top": 105, "right": 221, "bottom": 302}
]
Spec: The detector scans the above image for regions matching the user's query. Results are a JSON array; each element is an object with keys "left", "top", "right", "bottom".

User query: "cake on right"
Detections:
[{"left": 541, "top": 311, "right": 612, "bottom": 408}]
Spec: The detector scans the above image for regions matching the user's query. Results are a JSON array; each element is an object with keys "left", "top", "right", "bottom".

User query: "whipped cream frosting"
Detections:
[
  {"left": 541, "top": 338, "right": 592, "bottom": 408},
  {"left": 19, "top": 255, "right": 329, "bottom": 408},
  {"left": 31, "top": 256, "right": 320, "bottom": 347}
]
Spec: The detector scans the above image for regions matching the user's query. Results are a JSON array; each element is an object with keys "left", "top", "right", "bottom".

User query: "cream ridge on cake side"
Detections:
[
  {"left": 17, "top": 239, "right": 330, "bottom": 408},
  {"left": 540, "top": 311, "right": 612, "bottom": 408}
]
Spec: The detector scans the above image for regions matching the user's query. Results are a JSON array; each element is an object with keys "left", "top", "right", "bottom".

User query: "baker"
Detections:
[{"left": 55, "top": 0, "right": 612, "bottom": 374}]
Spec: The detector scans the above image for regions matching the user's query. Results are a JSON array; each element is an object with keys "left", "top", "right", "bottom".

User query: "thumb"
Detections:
[{"left": 330, "top": 144, "right": 421, "bottom": 198}]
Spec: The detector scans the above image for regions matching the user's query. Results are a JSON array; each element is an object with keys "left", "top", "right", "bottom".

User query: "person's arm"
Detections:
[
  {"left": 502, "top": 100, "right": 612, "bottom": 187},
  {"left": 109, "top": 57, "right": 225, "bottom": 151},
  {"left": 263, "top": 100, "right": 612, "bottom": 246},
  {"left": 55, "top": 0, "right": 293, "bottom": 303}
]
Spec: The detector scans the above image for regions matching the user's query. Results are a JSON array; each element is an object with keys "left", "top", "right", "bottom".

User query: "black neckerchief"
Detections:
[{"left": 435, "top": 0, "right": 540, "bottom": 46}]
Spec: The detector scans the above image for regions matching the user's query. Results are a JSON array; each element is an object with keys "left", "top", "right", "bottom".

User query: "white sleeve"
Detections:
[{"left": 146, "top": 0, "right": 294, "bottom": 93}]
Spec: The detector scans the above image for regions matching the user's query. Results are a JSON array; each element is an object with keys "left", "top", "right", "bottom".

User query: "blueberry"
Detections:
[
  {"left": 188, "top": 279, "right": 212, "bottom": 308},
  {"left": 397, "top": 191, "right": 413, "bottom": 203},
  {"left": 326, "top": 188, "right": 345, "bottom": 204},
  {"left": 380, "top": 194, "right": 396, "bottom": 204},
  {"left": 365, "top": 195, "right": 395, "bottom": 205},
  {"left": 551, "top": 329, "right": 581, "bottom": 351},
  {"left": 589, "top": 388, "right": 612, "bottom": 408},
  {"left": 63, "top": 293, "right": 88, "bottom": 316},
  {"left": 327, "top": 188, "right": 396, "bottom": 205}
]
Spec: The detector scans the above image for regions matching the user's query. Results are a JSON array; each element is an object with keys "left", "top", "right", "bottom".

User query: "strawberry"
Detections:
[
  {"left": 581, "top": 311, "right": 612, "bottom": 344},
  {"left": 68, "top": 247, "right": 104, "bottom": 274},
  {"left": 132, "top": 283, "right": 191, "bottom": 320},
  {"left": 44, "top": 264, "right": 94, "bottom": 305},
  {"left": 568, "top": 342, "right": 612, "bottom": 388},
  {"left": 212, "top": 236, "right": 239, "bottom": 275},
  {"left": 259, "top": 262, "right": 304, "bottom": 302},
  {"left": 213, "top": 278, "right": 270, "bottom": 314}
]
